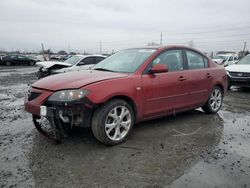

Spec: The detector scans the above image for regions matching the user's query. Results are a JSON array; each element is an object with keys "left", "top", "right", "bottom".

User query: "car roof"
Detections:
[{"left": 127, "top": 45, "right": 203, "bottom": 51}]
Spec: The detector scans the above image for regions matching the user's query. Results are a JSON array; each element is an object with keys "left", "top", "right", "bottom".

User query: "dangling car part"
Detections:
[{"left": 32, "top": 115, "right": 63, "bottom": 144}]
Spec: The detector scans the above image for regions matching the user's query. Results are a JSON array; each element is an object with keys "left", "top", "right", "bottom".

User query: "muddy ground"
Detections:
[{"left": 0, "top": 66, "right": 250, "bottom": 188}]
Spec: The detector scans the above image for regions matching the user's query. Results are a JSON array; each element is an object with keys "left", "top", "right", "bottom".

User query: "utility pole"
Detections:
[
  {"left": 100, "top": 40, "right": 102, "bottom": 54},
  {"left": 243, "top": 42, "right": 247, "bottom": 55},
  {"left": 160, "top": 32, "right": 162, "bottom": 46},
  {"left": 41, "top": 43, "right": 44, "bottom": 53},
  {"left": 41, "top": 43, "right": 46, "bottom": 60},
  {"left": 68, "top": 43, "right": 71, "bottom": 54}
]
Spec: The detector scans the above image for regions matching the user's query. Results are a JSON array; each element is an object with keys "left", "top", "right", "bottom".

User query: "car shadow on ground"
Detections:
[{"left": 29, "top": 110, "right": 224, "bottom": 187}]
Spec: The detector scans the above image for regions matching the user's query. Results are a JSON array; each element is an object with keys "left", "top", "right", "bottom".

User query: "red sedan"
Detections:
[{"left": 25, "top": 46, "right": 227, "bottom": 145}]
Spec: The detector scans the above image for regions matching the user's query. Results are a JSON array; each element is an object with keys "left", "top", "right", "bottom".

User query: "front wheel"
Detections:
[
  {"left": 202, "top": 86, "right": 223, "bottom": 114},
  {"left": 5, "top": 61, "right": 11, "bottom": 66},
  {"left": 92, "top": 99, "right": 134, "bottom": 145}
]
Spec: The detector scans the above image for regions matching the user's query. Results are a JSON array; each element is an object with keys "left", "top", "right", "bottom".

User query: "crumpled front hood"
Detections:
[
  {"left": 36, "top": 61, "right": 72, "bottom": 68},
  {"left": 226, "top": 64, "right": 250, "bottom": 73},
  {"left": 32, "top": 70, "right": 129, "bottom": 91}
]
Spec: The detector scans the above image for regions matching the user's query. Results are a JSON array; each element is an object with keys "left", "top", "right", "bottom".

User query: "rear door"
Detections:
[
  {"left": 142, "top": 49, "right": 189, "bottom": 118},
  {"left": 185, "top": 50, "right": 213, "bottom": 106}
]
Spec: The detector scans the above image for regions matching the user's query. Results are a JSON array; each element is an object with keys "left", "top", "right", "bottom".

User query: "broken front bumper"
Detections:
[
  {"left": 25, "top": 88, "right": 96, "bottom": 143},
  {"left": 41, "top": 99, "right": 95, "bottom": 128}
]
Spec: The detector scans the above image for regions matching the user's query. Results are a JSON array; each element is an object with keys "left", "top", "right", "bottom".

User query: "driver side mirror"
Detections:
[{"left": 150, "top": 64, "right": 168, "bottom": 74}]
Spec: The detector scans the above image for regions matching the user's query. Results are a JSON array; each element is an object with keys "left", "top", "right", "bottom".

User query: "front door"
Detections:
[{"left": 142, "top": 49, "right": 189, "bottom": 118}]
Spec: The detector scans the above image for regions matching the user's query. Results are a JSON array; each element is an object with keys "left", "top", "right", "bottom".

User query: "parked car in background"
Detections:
[
  {"left": 50, "top": 55, "right": 69, "bottom": 61},
  {"left": 36, "top": 54, "right": 106, "bottom": 79},
  {"left": 226, "top": 54, "right": 250, "bottom": 88},
  {"left": 52, "top": 55, "right": 106, "bottom": 75},
  {"left": 26, "top": 55, "right": 45, "bottom": 62},
  {"left": 1, "top": 55, "right": 36, "bottom": 66},
  {"left": 212, "top": 54, "right": 238, "bottom": 67},
  {"left": 25, "top": 46, "right": 227, "bottom": 145}
]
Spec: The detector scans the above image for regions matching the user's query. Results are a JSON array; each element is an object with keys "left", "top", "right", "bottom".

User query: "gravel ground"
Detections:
[{"left": 0, "top": 66, "right": 250, "bottom": 188}]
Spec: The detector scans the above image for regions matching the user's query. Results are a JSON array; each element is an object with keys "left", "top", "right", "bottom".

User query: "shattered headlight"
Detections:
[{"left": 48, "top": 89, "right": 90, "bottom": 102}]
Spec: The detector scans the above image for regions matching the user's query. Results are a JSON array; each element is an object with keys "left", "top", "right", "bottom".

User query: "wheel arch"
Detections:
[
  {"left": 214, "top": 83, "right": 224, "bottom": 95},
  {"left": 104, "top": 95, "right": 138, "bottom": 121}
]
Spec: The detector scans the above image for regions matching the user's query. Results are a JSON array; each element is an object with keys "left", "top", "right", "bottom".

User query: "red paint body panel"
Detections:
[
  {"left": 25, "top": 46, "right": 228, "bottom": 122},
  {"left": 25, "top": 88, "right": 53, "bottom": 116},
  {"left": 32, "top": 70, "right": 129, "bottom": 91}
]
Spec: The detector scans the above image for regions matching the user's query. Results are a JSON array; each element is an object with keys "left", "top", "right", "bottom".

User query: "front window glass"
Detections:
[
  {"left": 93, "top": 49, "right": 155, "bottom": 73},
  {"left": 228, "top": 56, "right": 233, "bottom": 61},
  {"left": 19, "top": 56, "right": 26, "bottom": 59},
  {"left": 80, "top": 57, "right": 95, "bottom": 65},
  {"left": 64, "top": 56, "right": 82, "bottom": 65},
  {"left": 152, "top": 50, "right": 184, "bottom": 71},
  {"left": 238, "top": 55, "right": 250, "bottom": 65}
]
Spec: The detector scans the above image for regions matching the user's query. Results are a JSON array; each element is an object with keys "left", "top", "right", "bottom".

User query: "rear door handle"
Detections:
[
  {"left": 206, "top": 73, "right": 212, "bottom": 78},
  {"left": 178, "top": 76, "right": 187, "bottom": 81}
]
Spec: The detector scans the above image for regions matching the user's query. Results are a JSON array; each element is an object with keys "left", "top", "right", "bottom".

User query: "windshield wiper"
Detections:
[{"left": 93, "top": 68, "right": 114, "bottom": 72}]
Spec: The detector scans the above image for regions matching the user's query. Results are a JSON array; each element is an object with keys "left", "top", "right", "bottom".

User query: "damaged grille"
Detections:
[
  {"left": 229, "top": 72, "right": 250, "bottom": 77},
  {"left": 28, "top": 92, "right": 41, "bottom": 101}
]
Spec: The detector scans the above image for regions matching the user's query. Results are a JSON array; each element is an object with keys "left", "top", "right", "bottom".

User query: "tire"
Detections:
[
  {"left": 202, "top": 86, "right": 223, "bottom": 114},
  {"left": 92, "top": 99, "right": 134, "bottom": 145},
  {"left": 29, "top": 61, "right": 35, "bottom": 66},
  {"left": 5, "top": 61, "right": 11, "bottom": 66}
]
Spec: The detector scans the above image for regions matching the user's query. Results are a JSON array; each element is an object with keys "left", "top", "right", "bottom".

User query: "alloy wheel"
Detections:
[
  {"left": 104, "top": 105, "right": 132, "bottom": 141},
  {"left": 209, "top": 88, "right": 222, "bottom": 112}
]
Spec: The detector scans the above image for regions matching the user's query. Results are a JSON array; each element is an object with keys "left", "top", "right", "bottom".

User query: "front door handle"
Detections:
[
  {"left": 178, "top": 76, "right": 187, "bottom": 81},
  {"left": 206, "top": 73, "right": 212, "bottom": 78}
]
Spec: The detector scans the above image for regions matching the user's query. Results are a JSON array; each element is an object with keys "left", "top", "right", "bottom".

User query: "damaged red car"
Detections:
[{"left": 25, "top": 46, "right": 227, "bottom": 145}]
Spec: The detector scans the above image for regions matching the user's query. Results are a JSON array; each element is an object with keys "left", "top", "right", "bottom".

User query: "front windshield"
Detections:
[
  {"left": 238, "top": 55, "right": 250, "bottom": 65},
  {"left": 64, "top": 56, "right": 82, "bottom": 65},
  {"left": 93, "top": 49, "right": 156, "bottom": 73}
]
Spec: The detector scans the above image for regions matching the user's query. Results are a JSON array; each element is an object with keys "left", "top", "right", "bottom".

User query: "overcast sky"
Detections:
[{"left": 1, "top": 0, "right": 250, "bottom": 53}]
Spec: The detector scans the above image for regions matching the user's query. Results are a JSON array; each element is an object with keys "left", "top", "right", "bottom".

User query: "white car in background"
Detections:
[
  {"left": 36, "top": 54, "right": 106, "bottom": 79},
  {"left": 226, "top": 54, "right": 250, "bottom": 88},
  {"left": 212, "top": 54, "right": 238, "bottom": 67}
]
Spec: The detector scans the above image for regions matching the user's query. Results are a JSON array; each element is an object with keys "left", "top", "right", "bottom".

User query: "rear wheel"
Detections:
[
  {"left": 92, "top": 99, "right": 134, "bottom": 145},
  {"left": 202, "top": 86, "right": 223, "bottom": 114},
  {"left": 29, "top": 61, "right": 35, "bottom": 66}
]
